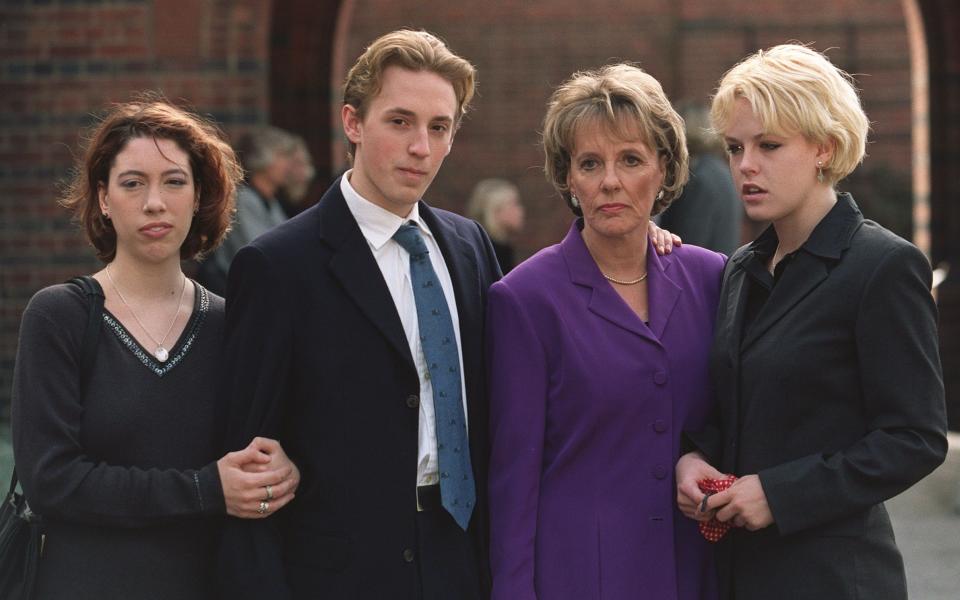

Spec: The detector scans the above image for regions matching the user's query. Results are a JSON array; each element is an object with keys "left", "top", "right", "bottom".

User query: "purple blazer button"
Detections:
[
  {"left": 652, "top": 420, "right": 667, "bottom": 433},
  {"left": 652, "top": 465, "right": 668, "bottom": 479},
  {"left": 653, "top": 371, "right": 668, "bottom": 385}
]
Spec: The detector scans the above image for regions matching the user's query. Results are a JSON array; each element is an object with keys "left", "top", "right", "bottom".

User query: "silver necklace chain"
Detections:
[
  {"left": 602, "top": 271, "right": 648, "bottom": 285},
  {"left": 105, "top": 264, "right": 187, "bottom": 362}
]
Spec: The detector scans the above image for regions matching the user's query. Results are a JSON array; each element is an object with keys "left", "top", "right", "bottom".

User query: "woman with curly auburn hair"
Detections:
[{"left": 11, "top": 96, "right": 300, "bottom": 599}]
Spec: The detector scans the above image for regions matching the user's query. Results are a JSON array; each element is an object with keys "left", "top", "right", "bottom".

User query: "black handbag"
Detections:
[
  {"left": 0, "top": 276, "right": 103, "bottom": 600},
  {"left": 0, "top": 471, "right": 44, "bottom": 599}
]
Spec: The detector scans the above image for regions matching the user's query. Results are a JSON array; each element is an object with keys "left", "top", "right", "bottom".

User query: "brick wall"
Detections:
[
  {"left": 0, "top": 0, "right": 273, "bottom": 409},
  {"left": 341, "top": 0, "right": 914, "bottom": 253},
  {"left": 0, "top": 0, "right": 916, "bottom": 411}
]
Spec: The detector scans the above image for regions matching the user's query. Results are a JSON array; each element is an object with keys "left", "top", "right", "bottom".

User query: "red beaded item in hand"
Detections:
[{"left": 697, "top": 475, "right": 739, "bottom": 542}]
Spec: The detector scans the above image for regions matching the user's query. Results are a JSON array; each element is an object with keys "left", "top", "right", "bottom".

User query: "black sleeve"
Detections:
[
  {"left": 217, "top": 246, "right": 295, "bottom": 599},
  {"left": 11, "top": 286, "right": 224, "bottom": 528},
  {"left": 759, "top": 242, "right": 948, "bottom": 534}
]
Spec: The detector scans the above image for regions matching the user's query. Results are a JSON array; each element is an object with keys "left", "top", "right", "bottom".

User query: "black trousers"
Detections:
[{"left": 414, "top": 508, "right": 482, "bottom": 600}]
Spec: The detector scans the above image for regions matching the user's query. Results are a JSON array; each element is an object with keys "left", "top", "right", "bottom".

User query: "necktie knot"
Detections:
[{"left": 393, "top": 222, "right": 429, "bottom": 258}]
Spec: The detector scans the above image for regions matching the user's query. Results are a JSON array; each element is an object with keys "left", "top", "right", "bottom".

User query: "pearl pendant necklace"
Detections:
[{"left": 106, "top": 265, "right": 187, "bottom": 362}]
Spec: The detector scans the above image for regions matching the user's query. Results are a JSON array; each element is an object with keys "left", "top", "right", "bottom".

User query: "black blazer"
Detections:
[
  {"left": 689, "top": 194, "right": 947, "bottom": 600},
  {"left": 216, "top": 180, "right": 501, "bottom": 599}
]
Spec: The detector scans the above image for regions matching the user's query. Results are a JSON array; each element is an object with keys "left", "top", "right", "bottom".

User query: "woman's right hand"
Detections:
[
  {"left": 217, "top": 437, "right": 300, "bottom": 519},
  {"left": 676, "top": 451, "right": 724, "bottom": 521}
]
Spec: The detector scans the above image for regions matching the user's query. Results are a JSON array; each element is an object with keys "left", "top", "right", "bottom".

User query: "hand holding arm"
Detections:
[{"left": 218, "top": 437, "right": 300, "bottom": 518}]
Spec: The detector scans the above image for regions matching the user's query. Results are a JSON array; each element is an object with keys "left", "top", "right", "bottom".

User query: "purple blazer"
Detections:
[{"left": 487, "top": 221, "right": 725, "bottom": 600}]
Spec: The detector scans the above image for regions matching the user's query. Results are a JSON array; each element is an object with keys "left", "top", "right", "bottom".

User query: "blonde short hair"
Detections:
[
  {"left": 710, "top": 44, "right": 869, "bottom": 185},
  {"left": 467, "top": 178, "right": 519, "bottom": 240},
  {"left": 343, "top": 30, "right": 476, "bottom": 159},
  {"left": 542, "top": 64, "right": 688, "bottom": 217}
]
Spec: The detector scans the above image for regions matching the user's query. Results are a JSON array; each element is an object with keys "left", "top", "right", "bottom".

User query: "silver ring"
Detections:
[
  {"left": 258, "top": 500, "right": 270, "bottom": 515},
  {"left": 264, "top": 485, "right": 274, "bottom": 501}
]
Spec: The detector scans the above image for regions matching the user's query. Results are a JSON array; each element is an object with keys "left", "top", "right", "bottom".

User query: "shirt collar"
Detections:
[
  {"left": 737, "top": 192, "right": 863, "bottom": 267},
  {"left": 340, "top": 169, "right": 433, "bottom": 250}
]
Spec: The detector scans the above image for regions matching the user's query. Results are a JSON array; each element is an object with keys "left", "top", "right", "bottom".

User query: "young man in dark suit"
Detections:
[{"left": 217, "top": 30, "right": 501, "bottom": 600}]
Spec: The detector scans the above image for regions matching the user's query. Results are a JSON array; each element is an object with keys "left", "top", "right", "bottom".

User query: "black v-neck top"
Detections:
[{"left": 11, "top": 280, "right": 227, "bottom": 600}]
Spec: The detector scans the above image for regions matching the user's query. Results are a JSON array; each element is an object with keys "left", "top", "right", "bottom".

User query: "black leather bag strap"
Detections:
[
  {"left": 67, "top": 275, "right": 105, "bottom": 395},
  {"left": 7, "top": 276, "right": 105, "bottom": 497}
]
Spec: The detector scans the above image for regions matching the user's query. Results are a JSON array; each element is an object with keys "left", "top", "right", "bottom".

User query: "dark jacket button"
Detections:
[
  {"left": 406, "top": 394, "right": 420, "bottom": 409},
  {"left": 403, "top": 548, "right": 415, "bottom": 563}
]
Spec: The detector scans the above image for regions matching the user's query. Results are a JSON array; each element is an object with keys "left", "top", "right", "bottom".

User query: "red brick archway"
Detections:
[{"left": 270, "top": 0, "right": 960, "bottom": 424}]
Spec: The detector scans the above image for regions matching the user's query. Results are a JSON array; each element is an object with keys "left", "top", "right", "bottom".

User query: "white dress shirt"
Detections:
[{"left": 340, "top": 172, "right": 468, "bottom": 487}]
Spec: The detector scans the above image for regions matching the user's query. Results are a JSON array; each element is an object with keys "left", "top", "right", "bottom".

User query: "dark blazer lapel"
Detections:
[
  {"left": 740, "top": 252, "right": 829, "bottom": 352},
  {"left": 740, "top": 195, "right": 863, "bottom": 352},
  {"left": 420, "top": 202, "right": 481, "bottom": 348},
  {"left": 721, "top": 255, "right": 750, "bottom": 364},
  {"left": 320, "top": 184, "right": 415, "bottom": 369},
  {"left": 419, "top": 202, "right": 488, "bottom": 467}
]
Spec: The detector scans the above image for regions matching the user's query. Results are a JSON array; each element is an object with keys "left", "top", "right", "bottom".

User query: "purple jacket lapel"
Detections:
[{"left": 559, "top": 221, "right": 681, "bottom": 345}]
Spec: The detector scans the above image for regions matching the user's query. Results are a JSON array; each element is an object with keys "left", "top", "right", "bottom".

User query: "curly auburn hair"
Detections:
[{"left": 61, "top": 94, "right": 243, "bottom": 262}]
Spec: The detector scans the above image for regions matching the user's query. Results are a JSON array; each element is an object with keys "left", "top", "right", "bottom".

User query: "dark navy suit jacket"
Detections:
[{"left": 217, "top": 179, "right": 500, "bottom": 599}]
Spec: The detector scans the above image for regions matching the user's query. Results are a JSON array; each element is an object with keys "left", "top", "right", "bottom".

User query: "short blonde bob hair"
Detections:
[
  {"left": 343, "top": 30, "right": 476, "bottom": 159},
  {"left": 543, "top": 63, "right": 688, "bottom": 217},
  {"left": 467, "top": 178, "right": 519, "bottom": 241},
  {"left": 710, "top": 44, "right": 869, "bottom": 185}
]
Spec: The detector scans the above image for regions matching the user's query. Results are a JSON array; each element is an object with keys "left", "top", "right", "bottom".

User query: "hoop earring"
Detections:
[{"left": 817, "top": 161, "right": 825, "bottom": 184}]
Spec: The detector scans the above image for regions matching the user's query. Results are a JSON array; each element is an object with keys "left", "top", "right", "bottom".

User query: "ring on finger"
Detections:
[
  {"left": 258, "top": 500, "right": 270, "bottom": 515},
  {"left": 263, "top": 484, "right": 274, "bottom": 501}
]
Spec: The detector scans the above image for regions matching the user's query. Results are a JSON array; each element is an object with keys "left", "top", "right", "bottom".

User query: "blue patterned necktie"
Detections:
[{"left": 392, "top": 221, "right": 475, "bottom": 530}]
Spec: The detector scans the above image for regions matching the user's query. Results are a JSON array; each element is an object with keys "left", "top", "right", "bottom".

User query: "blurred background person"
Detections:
[
  {"left": 487, "top": 64, "right": 724, "bottom": 600},
  {"left": 657, "top": 102, "right": 743, "bottom": 255},
  {"left": 276, "top": 134, "right": 318, "bottom": 218},
  {"left": 467, "top": 178, "right": 526, "bottom": 273},
  {"left": 198, "top": 125, "right": 297, "bottom": 295},
  {"left": 11, "top": 98, "right": 299, "bottom": 600}
]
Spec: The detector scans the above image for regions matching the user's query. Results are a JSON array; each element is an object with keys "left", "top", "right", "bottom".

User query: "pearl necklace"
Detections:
[
  {"left": 602, "top": 271, "right": 648, "bottom": 285},
  {"left": 106, "top": 265, "right": 187, "bottom": 362}
]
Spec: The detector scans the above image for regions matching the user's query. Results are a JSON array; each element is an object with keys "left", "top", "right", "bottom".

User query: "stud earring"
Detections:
[
  {"left": 570, "top": 193, "right": 580, "bottom": 209},
  {"left": 655, "top": 189, "right": 664, "bottom": 202},
  {"left": 816, "top": 161, "right": 825, "bottom": 184}
]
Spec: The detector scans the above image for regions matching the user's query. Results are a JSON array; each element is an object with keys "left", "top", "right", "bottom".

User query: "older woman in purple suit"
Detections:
[{"left": 487, "top": 64, "right": 724, "bottom": 600}]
